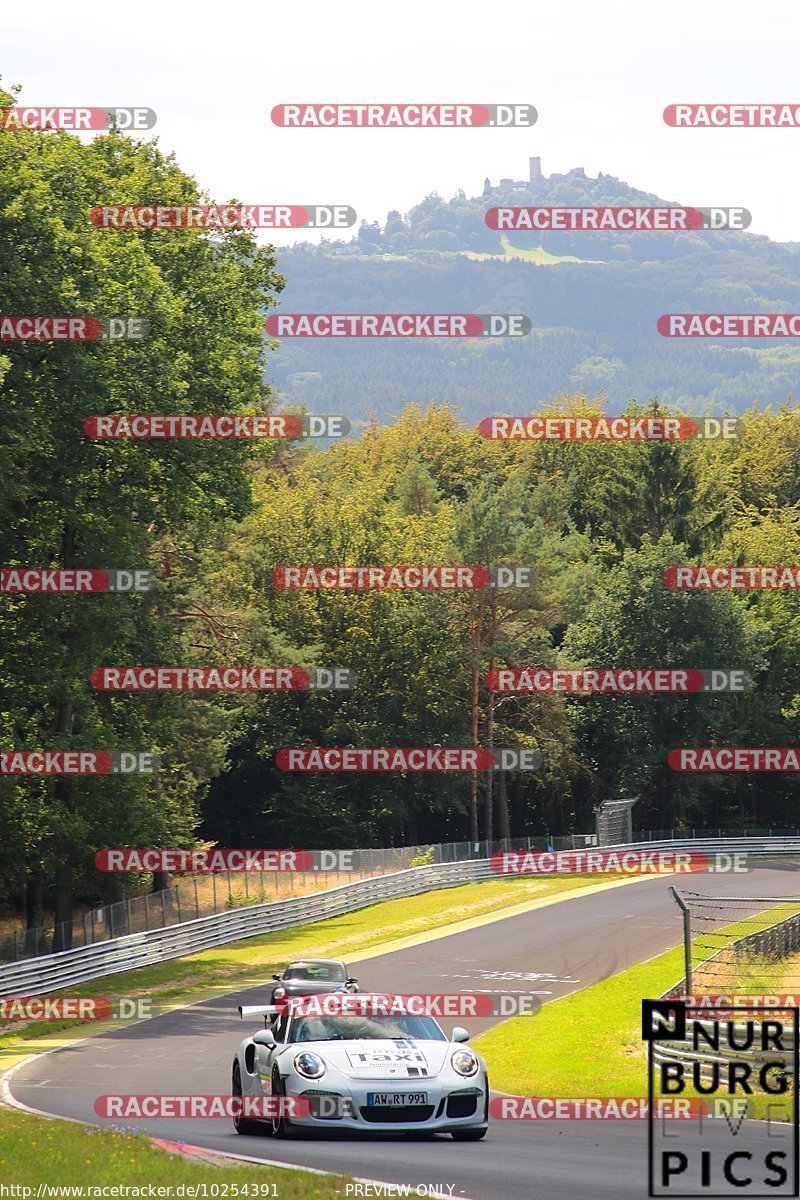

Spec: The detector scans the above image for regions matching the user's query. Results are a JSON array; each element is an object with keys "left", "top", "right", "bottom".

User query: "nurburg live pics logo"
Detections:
[{"left": 642, "top": 998, "right": 799, "bottom": 1196}]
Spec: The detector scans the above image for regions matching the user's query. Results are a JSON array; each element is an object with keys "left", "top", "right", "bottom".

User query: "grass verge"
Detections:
[{"left": 0, "top": 1109, "right": 352, "bottom": 1192}]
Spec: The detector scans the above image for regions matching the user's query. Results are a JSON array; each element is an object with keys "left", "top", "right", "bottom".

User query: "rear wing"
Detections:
[{"left": 239, "top": 1004, "right": 279, "bottom": 1020}]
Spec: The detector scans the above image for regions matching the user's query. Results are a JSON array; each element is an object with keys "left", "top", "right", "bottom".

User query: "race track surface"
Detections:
[{"left": 7, "top": 863, "right": 800, "bottom": 1200}]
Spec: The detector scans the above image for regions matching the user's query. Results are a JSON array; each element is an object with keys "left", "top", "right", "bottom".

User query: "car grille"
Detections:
[{"left": 360, "top": 1104, "right": 435, "bottom": 1124}]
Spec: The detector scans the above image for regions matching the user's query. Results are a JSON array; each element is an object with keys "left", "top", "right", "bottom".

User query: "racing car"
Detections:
[
  {"left": 267, "top": 958, "right": 359, "bottom": 1006},
  {"left": 231, "top": 992, "right": 489, "bottom": 1140}
]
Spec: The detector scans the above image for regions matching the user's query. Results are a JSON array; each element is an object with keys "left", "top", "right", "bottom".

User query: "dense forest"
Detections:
[
  {"left": 2, "top": 104, "right": 800, "bottom": 937},
  {"left": 270, "top": 166, "right": 800, "bottom": 420}
]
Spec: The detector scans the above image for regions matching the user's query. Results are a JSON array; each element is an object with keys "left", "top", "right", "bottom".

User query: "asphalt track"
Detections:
[{"left": 6, "top": 863, "right": 800, "bottom": 1200}]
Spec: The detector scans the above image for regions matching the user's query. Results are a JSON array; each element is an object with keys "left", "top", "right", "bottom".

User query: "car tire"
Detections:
[
  {"left": 232, "top": 1062, "right": 263, "bottom": 1136},
  {"left": 271, "top": 1068, "right": 296, "bottom": 1138}
]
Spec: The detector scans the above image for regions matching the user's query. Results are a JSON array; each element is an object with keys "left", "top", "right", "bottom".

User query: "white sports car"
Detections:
[{"left": 231, "top": 993, "right": 489, "bottom": 1140}]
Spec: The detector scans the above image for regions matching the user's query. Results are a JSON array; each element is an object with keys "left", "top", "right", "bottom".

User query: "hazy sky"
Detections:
[{"left": 4, "top": 0, "right": 800, "bottom": 246}]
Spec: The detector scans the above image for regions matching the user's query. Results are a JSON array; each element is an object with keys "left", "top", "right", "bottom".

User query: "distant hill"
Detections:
[{"left": 266, "top": 159, "right": 800, "bottom": 423}]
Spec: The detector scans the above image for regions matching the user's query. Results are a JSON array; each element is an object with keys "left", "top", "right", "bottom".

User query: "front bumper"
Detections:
[{"left": 284, "top": 1077, "right": 488, "bottom": 1133}]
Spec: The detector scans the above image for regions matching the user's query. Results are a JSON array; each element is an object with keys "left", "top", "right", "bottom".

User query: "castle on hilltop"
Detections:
[{"left": 483, "top": 157, "right": 589, "bottom": 195}]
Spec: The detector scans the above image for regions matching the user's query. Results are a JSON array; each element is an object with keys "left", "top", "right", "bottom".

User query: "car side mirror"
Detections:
[
  {"left": 452, "top": 1027, "right": 470, "bottom": 1043},
  {"left": 253, "top": 1028, "right": 276, "bottom": 1048},
  {"left": 272, "top": 974, "right": 282, "bottom": 981},
  {"left": 346, "top": 977, "right": 358, "bottom": 985}
]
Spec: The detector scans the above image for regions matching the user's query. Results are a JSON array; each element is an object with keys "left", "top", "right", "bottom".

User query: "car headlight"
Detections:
[
  {"left": 451, "top": 1049, "right": 479, "bottom": 1077},
  {"left": 273, "top": 987, "right": 286, "bottom": 999},
  {"left": 294, "top": 1052, "right": 326, "bottom": 1079}
]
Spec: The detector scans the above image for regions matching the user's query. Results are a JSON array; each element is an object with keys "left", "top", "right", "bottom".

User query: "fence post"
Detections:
[
  {"left": 175, "top": 886, "right": 182, "bottom": 923},
  {"left": 144, "top": 892, "right": 150, "bottom": 932},
  {"left": 194, "top": 876, "right": 199, "bottom": 919},
  {"left": 13, "top": 929, "right": 20, "bottom": 961},
  {"left": 161, "top": 890, "right": 167, "bottom": 927},
  {"left": 669, "top": 886, "right": 692, "bottom": 994},
  {"left": 126, "top": 898, "right": 133, "bottom": 935}
]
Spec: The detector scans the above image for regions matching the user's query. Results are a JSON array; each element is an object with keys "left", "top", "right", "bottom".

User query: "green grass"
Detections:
[{"left": 0, "top": 1109, "right": 352, "bottom": 1192}]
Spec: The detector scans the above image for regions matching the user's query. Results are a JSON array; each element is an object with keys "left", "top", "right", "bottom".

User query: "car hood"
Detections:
[{"left": 286, "top": 1038, "right": 451, "bottom": 1079}]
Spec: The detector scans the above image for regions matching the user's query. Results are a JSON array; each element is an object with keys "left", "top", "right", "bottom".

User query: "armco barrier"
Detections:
[
  {"left": 3, "top": 836, "right": 798, "bottom": 999},
  {"left": 0, "top": 859, "right": 495, "bottom": 997}
]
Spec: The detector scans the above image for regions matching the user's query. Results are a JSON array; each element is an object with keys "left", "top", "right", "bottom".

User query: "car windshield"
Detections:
[
  {"left": 284, "top": 963, "right": 346, "bottom": 982},
  {"left": 289, "top": 1014, "right": 446, "bottom": 1043}
]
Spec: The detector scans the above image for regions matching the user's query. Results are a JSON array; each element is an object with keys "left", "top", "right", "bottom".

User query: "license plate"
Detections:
[{"left": 367, "top": 1091, "right": 428, "bottom": 1106}]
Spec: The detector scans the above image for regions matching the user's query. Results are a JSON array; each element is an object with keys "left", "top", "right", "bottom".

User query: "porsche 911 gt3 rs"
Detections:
[{"left": 232, "top": 993, "right": 489, "bottom": 1140}]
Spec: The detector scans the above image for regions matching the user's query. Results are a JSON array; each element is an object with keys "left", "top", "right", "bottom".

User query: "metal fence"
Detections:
[
  {"left": 655, "top": 903, "right": 800, "bottom": 1080},
  {"left": 0, "top": 833, "right": 603, "bottom": 964}
]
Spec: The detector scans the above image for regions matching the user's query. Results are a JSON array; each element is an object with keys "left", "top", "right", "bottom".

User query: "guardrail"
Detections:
[
  {"left": 3, "top": 836, "right": 798, "bottom": 999},
  {"left": 0, "top": 859, "right": 496, "bottom": 997},
  {"left": 604, "top": 837, "right": 800, "bottom": 857}
]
